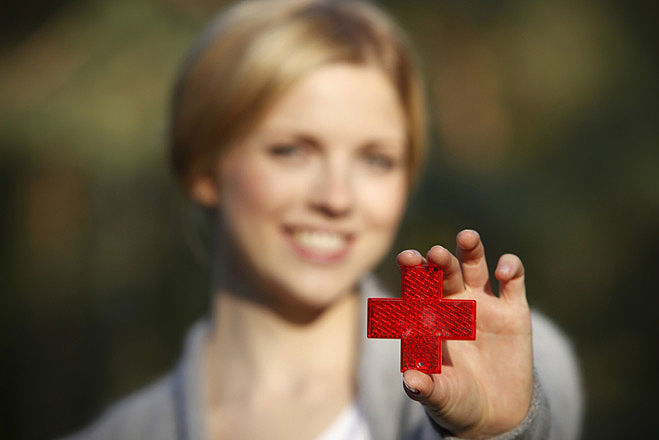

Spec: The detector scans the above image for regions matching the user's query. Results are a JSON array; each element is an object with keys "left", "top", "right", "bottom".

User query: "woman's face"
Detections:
[{"left": 216, "top": 63, "right": 409, "bottom": 310}]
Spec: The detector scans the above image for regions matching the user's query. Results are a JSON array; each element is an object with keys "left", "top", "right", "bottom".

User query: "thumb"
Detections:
[
  {"left": 402, "top": 369, "right": 447, "bottom": 407},
  {"left": 403, "top": 369, "right": 461, "bottom": 430}
]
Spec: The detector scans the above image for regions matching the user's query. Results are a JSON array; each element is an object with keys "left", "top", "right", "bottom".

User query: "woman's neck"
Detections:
[{"left": 204, "top": 283, "right": 360, "bottom": 408}]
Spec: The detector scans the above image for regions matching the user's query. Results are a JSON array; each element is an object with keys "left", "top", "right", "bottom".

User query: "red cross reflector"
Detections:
[{"left": 367, "top": 264, "right": 476, "bottom": 374}]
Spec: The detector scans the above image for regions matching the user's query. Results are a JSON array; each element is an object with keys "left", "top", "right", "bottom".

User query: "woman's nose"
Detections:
[{"left": 309, "top": 159, "right": 354, "bottom": 217}]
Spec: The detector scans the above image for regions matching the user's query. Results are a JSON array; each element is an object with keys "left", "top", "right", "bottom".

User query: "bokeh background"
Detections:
[{"left": 1, "top": 0, "right": 657, "bottom": 438}]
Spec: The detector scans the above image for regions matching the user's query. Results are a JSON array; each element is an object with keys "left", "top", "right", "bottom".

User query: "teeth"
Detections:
[{"left": 292, "top": 230, "right": 346, "bottom": 253}]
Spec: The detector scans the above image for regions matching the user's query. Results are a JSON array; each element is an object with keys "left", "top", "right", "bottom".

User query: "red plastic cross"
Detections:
[{"left": 367, "top": 264, "right": 476, "bottom": 374}]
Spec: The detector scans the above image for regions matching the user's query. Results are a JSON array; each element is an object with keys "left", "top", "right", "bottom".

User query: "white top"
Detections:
[{"left": 315, "top": 400, "right": 372, "bottom": 440}]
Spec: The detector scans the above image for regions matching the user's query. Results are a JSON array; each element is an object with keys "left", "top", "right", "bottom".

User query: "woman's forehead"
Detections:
[{"left": 254, "top": 64, "right": 407, "bottom": 144}]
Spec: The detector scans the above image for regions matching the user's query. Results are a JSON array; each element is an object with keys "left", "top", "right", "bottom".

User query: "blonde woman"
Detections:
[{"left": 66, "top": 1, "right": 582, "bottom": 439}]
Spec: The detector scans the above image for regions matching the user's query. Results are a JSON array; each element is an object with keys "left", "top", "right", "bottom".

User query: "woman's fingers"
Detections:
[
  {"left": 396, "top": 249, "right": 426, "bottom": 267},
  {"left": 456, "top": 230, "right": 493, "bottom": 295},
  {"left": 494, "top": 253, "right": 527, "bottom": 304},
  {"left": 402, "top": 369, "right": 439, "bottom": 403},
  {"left": 402, "top": 369, "right": 455, "bottom": 426},
  {"left": 427, "top": 245, "right": 464, "bottom": 295}
]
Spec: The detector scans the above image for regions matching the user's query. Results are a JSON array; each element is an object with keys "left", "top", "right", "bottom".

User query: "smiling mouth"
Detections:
[{"left": 282, "top": 226, "right": 354, "bottom": 263}]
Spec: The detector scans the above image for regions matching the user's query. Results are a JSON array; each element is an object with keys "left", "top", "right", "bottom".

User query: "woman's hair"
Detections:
[{"left": 169, "top": 0, "right": 427, "bottom": 195}]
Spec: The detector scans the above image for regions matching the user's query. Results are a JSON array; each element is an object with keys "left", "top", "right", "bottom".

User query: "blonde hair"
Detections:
[{"left": 170, "top": 0, "right": 427, "bottom": 194}]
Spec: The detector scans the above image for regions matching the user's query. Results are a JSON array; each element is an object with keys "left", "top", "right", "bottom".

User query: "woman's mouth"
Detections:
[{"left": 282, "top": 226, "right": 354, "bottom": 264}]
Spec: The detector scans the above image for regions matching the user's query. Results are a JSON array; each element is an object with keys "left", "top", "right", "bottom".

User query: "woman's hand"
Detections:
[{"left": 398, "top": 229, "right": 533, "bottom": 438}]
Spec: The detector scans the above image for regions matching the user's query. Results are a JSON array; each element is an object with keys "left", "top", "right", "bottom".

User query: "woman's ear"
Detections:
[{"left": 189, "top": 169, "right": 221, "bottom": 209}]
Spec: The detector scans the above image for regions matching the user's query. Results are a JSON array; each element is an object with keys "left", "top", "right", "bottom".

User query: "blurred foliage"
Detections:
[{"left": 1, "top": 0, "right": 657, "bottom": 438}]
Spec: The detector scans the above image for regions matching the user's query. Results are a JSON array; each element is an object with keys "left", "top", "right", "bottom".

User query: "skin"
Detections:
[
  {"left": 189, "top": 63, "right": 533, "bottom": 439},
  {"left": 399, "top": 231, "right": 533, "bottom": 439},
  {"left": 194, "top": 63, "right": 409, "bottom": 316},
  {"left": 192, "top": 63, "right": 409, "bottom": 439}
]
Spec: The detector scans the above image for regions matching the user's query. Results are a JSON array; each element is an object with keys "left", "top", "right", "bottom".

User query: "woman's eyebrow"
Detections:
[
  {"left": 289, "top": 132, "right": 322, "bottom": 148},
  {"left": 359, "top": 137, "right": 406, "bottom": 151},
  {"left": 261, "top": 127, "right": 404, "bottom": 150},
  {"left": 258, "top": 127, "right": 321, "bottom": 147}
]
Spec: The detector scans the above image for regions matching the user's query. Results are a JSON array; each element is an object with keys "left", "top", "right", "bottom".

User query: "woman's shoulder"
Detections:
[
  {"left": 61, "top": 372, "right": 180, "bottom": 440},
  {"left": 61, "top": 319, "right": 210, "bottom": 440}
]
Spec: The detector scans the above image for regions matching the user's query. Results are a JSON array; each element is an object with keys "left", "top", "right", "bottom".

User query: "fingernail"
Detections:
[
  {"left": 499, "top": 264, "right": 510, "bottom": 275},
  {"left": 406, "top": 250, "right": 420, "bottom": 258},
  {"left": 403, "top": 380, "right": 419, "bottom": 394}
]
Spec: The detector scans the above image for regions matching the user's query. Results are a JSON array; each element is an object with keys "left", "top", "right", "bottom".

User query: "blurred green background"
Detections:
[{"left": 1, "top": 0, "right": 657, "bottom": 438}]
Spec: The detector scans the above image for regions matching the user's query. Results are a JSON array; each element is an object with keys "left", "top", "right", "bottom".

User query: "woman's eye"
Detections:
[
  {"left": 363, "top": 153, "right": 395, "bottom": 170},
  {"left": 268, "top": 144, "right": 305, "bottom": 159}
]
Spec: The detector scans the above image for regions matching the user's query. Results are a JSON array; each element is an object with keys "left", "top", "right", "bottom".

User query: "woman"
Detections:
[{"left": 66, "top": 0, "right": 582, "bottom": 439}]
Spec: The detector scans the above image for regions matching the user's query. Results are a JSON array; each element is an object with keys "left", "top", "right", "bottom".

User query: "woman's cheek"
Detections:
[
  {"left": 361, "top": 175, "right": 408, "bottom": 229},
  {"left": 226, "top": 159, "right": 299, "bottom": 217}
]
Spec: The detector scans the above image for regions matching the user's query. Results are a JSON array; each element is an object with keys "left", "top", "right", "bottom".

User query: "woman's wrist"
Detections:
[{"left": 433, "top": 369, "right": 550, "bottom": 440}]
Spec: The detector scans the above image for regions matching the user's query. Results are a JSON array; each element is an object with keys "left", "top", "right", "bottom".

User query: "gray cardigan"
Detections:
[{"left": 64, "top": 276, "right": 583, "bottom": 440}]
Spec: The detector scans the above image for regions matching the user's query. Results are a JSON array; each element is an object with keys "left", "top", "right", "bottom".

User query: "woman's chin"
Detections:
[{"left": 263, "top": 279, "right": 357, "bottom": 322}]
